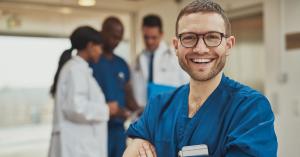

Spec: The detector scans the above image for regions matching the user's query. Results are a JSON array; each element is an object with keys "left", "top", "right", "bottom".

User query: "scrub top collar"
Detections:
[
  {"left": 177, "top": 73, "right": 227, "bottom": 148},
  {"left": 183, "top": 73, "right": 227, "bottom": 117}
]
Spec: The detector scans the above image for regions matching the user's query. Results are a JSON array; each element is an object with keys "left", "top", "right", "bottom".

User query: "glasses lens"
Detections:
[
  {"left": 204, "top": 32, "right": 222, "bottom": 47},
  {"left": 180, "top": 33, "right": 198, "bottom": 47}
]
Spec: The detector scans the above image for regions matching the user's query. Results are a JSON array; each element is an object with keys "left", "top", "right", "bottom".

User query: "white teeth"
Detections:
[{"left": 192, "top": 58, "right": 212, "bottom": 63}]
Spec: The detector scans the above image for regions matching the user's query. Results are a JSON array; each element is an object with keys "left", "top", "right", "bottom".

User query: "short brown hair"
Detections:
[{"left": 175, "top": 0, "right": 231, "bottom": 36}]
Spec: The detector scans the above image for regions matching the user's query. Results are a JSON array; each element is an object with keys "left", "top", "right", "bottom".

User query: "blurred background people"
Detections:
[
  {"left": 132, "top": 14, "right": 189, "bottom": 107},
  {"left": 48, "top": 26, "right": 112, "bottom": 157},
  {"left": 89, "top": 17, "right": 140, "bottom": 157}
]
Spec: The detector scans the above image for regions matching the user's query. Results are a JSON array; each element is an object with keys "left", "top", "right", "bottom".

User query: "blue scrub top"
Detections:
[
  {"left": 90, "top": 55, "right": 130, "bottom": 126},
  {"left": 127, "top": 75, "right": 277, "bottom": 157}
]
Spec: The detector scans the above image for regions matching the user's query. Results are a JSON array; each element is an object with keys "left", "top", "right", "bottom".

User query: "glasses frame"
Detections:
[{"left": 177, "top": 31, "right": 229, "bottom": 48}]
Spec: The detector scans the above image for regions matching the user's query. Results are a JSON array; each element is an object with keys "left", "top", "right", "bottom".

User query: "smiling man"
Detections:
[{"left": 123, "top": 0, "right": 277, "bottom": 157}]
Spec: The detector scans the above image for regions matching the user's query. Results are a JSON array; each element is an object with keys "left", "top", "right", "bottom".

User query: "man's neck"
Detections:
[
  {"left": 103, "top": 50, "right": 114, "bottom": 59},
  {"left": 146, "top": 45, "right": 159, "bottom": 53},
  {"left": 145, "top": 49, "right": 156, "bottom": 55},
  {"left": 188, "top": 72, "right": 223, "bottom": 116}
]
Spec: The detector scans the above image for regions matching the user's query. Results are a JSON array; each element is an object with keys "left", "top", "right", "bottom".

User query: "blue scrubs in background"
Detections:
[
  {"left": 90, "top": 55, "right": 130, "bottom": 157},
  {"left": 127, "top": 75, "right": 277, "bottom": 157}
]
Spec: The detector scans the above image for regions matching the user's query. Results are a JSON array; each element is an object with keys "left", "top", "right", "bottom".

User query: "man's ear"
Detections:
[
  {"left": 172, "top": 37, "right": 179, "bottom": 56},
  {"left": 159, "top": 32, "right": 164, "bottom": 41},
  {"left": 226, "top": 36, "right": 235, "bottom": 49},
  {"left": 225, "top": 36, "right": 235, "bottom": 56},
  {"left": 160, "top": 31, "right": 164, "bottom": 37}
]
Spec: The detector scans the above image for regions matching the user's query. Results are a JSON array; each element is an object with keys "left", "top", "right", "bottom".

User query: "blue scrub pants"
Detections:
[{"left": 108, "top": 125, "right": 126, "bottom": 157}]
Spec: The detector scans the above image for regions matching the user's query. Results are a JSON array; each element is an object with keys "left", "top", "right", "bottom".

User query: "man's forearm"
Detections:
[
  {"left": 110, "top": 108, "right": 129, "bottom": 119},
  {"left": 125, "top": 81, "right": 141, "bottom": 111}
]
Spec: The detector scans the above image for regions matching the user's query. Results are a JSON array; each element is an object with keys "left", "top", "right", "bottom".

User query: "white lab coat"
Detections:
[
  {"left": 48, "top": 56, "right": 109, "bottom": 157},
  {"left": 131, "top": 41, "right": 189, "bottom": 106}
]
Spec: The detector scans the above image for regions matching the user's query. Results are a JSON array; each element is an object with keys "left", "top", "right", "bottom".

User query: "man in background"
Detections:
[
  {"left": 132, "top": 14, "right": 188, "bottom": 107},
  {"left": 90, "top": 17, "right": 140, "bottom": 157}
]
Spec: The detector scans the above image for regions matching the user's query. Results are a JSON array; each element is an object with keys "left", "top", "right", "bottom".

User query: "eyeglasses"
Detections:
[{"left": 177, "top": 31, "right": 228, "bottom": 48}]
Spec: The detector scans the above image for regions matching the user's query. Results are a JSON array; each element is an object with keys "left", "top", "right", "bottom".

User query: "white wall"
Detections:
[
  {"left": 264, "top": 0, "right": 300, "bottom": 156},
  {"left": 280, "top": 0, "right": 300, "bottom": 156},
  {"left": 224, "top": 14, "right": 265, "bottom": 91}
]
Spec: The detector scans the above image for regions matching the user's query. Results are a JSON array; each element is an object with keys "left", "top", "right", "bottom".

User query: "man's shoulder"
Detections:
[
  {"left": 113, "top": 55, "right": 129, "bottom": 65},
  {"left": 223, "top": 76, "right": 271, "bottom": 113},
  {"left": 223, "top": 76, "right": 264, "bottom": 99}
]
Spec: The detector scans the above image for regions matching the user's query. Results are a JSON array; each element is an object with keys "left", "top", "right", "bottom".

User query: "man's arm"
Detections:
[
  {"left": 123, "top": 138, "right": 157, "bottom": 157},
  {"left": 108, "top": 101, "right": 130, "bottom": 119},
  {"left": 224, "top": 95, "right": 277, "bottom": 156},
  {"left": 124, "top": 81, "right": 141, "bottom": 111}
]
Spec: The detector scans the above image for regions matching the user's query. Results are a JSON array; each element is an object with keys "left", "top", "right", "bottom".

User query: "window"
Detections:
[{"left": 0, "top": 35, "right": 70, "bottom": 157}]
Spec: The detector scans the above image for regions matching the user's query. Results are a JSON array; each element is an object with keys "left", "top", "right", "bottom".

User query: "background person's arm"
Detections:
[
  {"left": 108, "top": 101, "right": 131, "bottom": 119},
  {"left": 124, "top": 81, "right": 141, "bottom": 111},
  {"left": 123, "top": 138, "right": 156, "bottom": 157}
]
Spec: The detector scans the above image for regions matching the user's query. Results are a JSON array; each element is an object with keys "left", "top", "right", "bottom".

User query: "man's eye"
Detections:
[
  {"left": 206, "top": 34, "right": 221, "bottom": 40},
  {"left": 183, "top": 35, "right": 196, "bottom": 40}
]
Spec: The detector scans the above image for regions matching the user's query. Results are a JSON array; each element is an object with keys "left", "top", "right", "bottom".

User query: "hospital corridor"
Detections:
[{"left": 0, "top": 0, "right": 299, "bottom": 157}]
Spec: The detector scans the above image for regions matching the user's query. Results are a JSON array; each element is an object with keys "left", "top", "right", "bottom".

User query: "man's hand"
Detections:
[
  {"left": 123, "top": 138, "right": 156, "bottom": 157},
  {"left": 138, "top": 142, "right": 157, "bottom": 157},
  {"left": 108, "top": 101, "right": 131, "bottom": 120},
  {"left": 108, "top": 101, "right": 119, "bottom": 116},
  {"left": 122, "top": 109, "right": 131, "bottom": 119}
]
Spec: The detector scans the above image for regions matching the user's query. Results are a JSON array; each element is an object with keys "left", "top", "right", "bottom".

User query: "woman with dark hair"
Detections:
[
  {"left": 50, "top": 48, "right": 73, "bottom": 97},
  {"left": 48, "top": 26, "right": 115, "bottom": 157}
]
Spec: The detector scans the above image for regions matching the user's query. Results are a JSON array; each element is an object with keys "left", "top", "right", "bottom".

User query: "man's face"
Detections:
[
  {"left": 173, "top": 12, "right": 235, "bottom": 82},
  {"left": 142, "top": 26, "right": 162, "bottom": 52},
  {"left": 104, "top": 25, "right": 123, "bottom": 51}
]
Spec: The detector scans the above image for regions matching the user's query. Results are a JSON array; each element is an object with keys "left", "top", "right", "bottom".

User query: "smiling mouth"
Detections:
[{"left": 191, "top": 58, "right": 214, "bottom": 64}]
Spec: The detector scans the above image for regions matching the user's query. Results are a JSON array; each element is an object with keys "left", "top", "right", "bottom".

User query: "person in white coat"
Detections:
[
  {"left": 49, "top": 26, "right": 116, "bottom": 157},
  {"left": 132, "top": 15, "right": 189, "bottom": 106}
]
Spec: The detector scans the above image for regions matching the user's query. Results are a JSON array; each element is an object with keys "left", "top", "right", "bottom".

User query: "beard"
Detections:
[{"left": 179, "top": 54, "right": 226, "bottom": 82}]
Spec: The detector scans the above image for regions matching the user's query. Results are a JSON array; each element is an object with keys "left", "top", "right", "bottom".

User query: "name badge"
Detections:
[{"left": 178, "top": 144, "right": 209, "bottom": 157}]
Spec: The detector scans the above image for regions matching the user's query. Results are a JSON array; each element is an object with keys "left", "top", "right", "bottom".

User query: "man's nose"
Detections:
[
  {"left": 193, "top": 37, "right": 209, "bottom": 54},
  {"left": 147, "top": 39, "right": 155, "bottom": 44}
]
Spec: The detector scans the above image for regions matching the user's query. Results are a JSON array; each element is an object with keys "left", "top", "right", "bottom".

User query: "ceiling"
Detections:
[{"left": 0, "top": 0, "right": 175, "bottom": 12}]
